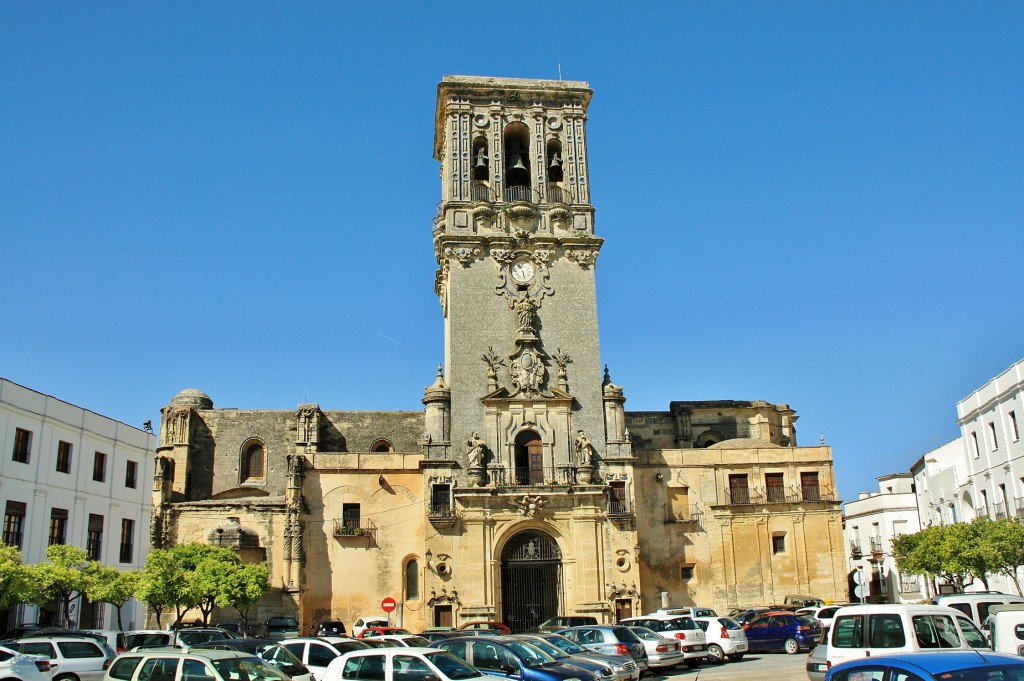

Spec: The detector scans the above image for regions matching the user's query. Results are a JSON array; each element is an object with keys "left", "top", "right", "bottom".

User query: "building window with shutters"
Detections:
[
  {"left": 56, "top": 441, "right": 73, "bottom": 473},
  {"left": 87, "top": 514, "right": 104, "bottom": 560},
  {"left": 49, "top": 508, "right": 68, "bottom": 546},
  {"left": 765, "top": 472, "right": 786, "bottom": 502},
  {"left": 3, "top": 501, "right": 26, "bottom": 549},
  {"left": 241, "top": 441, "right": 266, "bottom": 482},
  {"left": 93, "top": 451, "right": 107, "bottom": 482},
  {"left": 12, "top": 428, "right": 31, "bottom": 464},
  {"left": 125, "top": 460, "right": 138, "bottom": 488},
  {"left": 119, "top": 519, "right": 135, "bottom": 563},
  {"left": 801, "top": 472, "right": 821, "bottom": 501}
]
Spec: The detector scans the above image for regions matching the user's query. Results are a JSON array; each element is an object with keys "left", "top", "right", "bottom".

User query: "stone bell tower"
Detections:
[{"left": 430, "top": 75, "right": 616, "bottom": 483}]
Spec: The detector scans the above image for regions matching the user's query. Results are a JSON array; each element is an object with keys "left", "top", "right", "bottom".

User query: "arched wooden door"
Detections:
[{"left": 513, "top": 430, "right": 544, "bottom": 485}]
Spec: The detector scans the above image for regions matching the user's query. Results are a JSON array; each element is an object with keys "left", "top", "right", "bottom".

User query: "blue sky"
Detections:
[{"left": 2, "top": 2, "right": 1022, "bottom": 504}]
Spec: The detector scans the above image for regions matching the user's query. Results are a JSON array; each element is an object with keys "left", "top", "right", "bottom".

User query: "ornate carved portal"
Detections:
[{"left": 501, "top": 530, "right": 562, "bottom": 633}]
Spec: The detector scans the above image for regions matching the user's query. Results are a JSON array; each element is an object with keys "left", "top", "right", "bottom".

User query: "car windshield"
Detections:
[
  {"left": 626, "top": 627, "right": 661, "bottom": 641},
  {"left": 267, "top": 618, "right": 298, "bottom": 630},
  {"left": 504, "top": 641, "right": 557, "bottom": 666},
  {"left": 542, "top": 636, "right": 585, "bottom": 655},
  {"left": 796, "top": 616, "right": 819, "bottom": 627},
  {"left": 247, "top": 643, "right": 303, "bottom": 667},
  {"left": 424, "top": 652, "right": 482, "bottom": 680},
  {"left": 609, "top": 627, "right": 642, "bottom": 642},
  {"left": 211, "top": 657, "right": 291, "bottom": 681},
  {"left": 522, "top": 638, "right": 567, "bottom": 659},
  {"left": 402, "top": 637, "right": 431, "bottom": 647},
  {"left": 718, "top": 618, "right": 742, "bottom": 630},
  {"left": 940, "top": 665, "right": 1024, "bottom": 681},
  {"left": 178, "top": 631, "right": 230, "bottom": 645}
]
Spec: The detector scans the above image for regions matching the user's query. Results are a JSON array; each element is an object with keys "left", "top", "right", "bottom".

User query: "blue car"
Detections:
[
  {"left": 431, "top": 636, "right": 597, "bottom": 681},
  {"left": 824, "top": 650, "right": 1024, "bottom": 680},
  {"left": 743, "top": 611, "right": 820, "bottom": 654}
]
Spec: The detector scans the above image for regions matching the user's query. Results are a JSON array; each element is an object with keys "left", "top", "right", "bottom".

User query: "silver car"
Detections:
[
  {"left": 555, "top": 627, "right": 648, "bottom": 674},
  {"left": 528, "top": 633, "right": 640, "bottom": 681},
  {"left": 621, "top": 626, "right": 683, "bottom": 670}
]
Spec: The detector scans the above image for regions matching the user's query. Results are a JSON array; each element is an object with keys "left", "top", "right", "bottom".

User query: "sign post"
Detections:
[{"left": 382, "top": 596, "right": 397, "bottom": 626}]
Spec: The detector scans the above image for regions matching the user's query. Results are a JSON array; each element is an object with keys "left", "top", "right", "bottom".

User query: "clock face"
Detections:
[{"left": 511, "top": 260, "right": 535, "bottom": 283}]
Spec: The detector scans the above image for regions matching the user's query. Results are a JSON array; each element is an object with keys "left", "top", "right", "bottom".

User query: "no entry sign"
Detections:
[{"left": 381, "top": 597, "right": 397, "bottom": 612}]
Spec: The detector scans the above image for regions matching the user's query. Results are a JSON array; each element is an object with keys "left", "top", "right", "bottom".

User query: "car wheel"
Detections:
[
  {"left": 683, "top": 659, "right": 701, "bottom": 669},
  {"left": 784, "top": 638, "right": 800, "bottom": 655},
  {"left": 54, "top": 675, "right": 79, "bottom": 681},
  {"left": 727, "top": 653, "right": 744, "bottom": 661},
  {"left": 705, "top": 644, "right": 724, "bottom": 664}
]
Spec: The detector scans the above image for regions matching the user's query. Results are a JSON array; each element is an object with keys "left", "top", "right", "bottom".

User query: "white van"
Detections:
[
  {"left": 827, "top": 604, "right": 989, "bottom": 667},
  {"left": 930, "top": 592, "right": 1024, "bottom": 626},
  {"left": 985, "top": 604, "right": 1024, "bottom": 655}
]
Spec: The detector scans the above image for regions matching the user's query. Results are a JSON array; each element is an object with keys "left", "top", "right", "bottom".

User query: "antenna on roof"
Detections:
[{"left": 558, "top": 63, "right": 562, "bottom": 81}]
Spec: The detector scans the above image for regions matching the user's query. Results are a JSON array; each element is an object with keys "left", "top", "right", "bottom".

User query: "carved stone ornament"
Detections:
[
  {"left": 509, "top": 345, "right": 547, "bottom": 397},
  {"left": 511, "top": 494, "right": 547, "bottom": 518},
  {"left": 445, "top": 245, "right": 482, "bottom": 266},
  {"left": 565, "top": 247, "right": 598, "bottom": 268},
  {"left": 490, "top": 248, "right": 515, "bottom": 265}
]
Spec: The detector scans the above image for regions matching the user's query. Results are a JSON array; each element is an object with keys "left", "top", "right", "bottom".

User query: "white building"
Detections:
[
  {"left": 958, "top": 358, "right": 1024, "bottom": 523},
  {"left": 0, "top": 378, "right": 155, "bottom": 631},
  {"left": 910, "top": 437, "right": 968, "bottom": 532},
  {"left": 844, "top": 473, "right": 922, "bottom": 603}
]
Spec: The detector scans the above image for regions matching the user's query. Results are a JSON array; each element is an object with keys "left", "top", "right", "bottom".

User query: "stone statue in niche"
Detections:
[
  {"left": 574, "top": 430, "right": 596, "bottom": 466},
  {"left": 466, "top": 432, "right": 487, "bottom": 468},
  {"left": 513, "top": 295, "right": 537, "bottom": 335}
]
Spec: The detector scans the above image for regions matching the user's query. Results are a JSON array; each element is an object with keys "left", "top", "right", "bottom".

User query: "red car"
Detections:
[
  {"left": 458, "top": 621, "right": 511, "bottom": 635},
  {"left": 358, "top": 626, "right": 411, "bottom": 639}
]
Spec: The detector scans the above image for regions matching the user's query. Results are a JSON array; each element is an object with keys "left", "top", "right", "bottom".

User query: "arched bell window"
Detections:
[
  {"left": 546, "top": 139, "right": 564, "bottom": 184},
  {"left": 370, "top": 438, "right": 394, "bottom": 453},
  {"left": 472, "top": 137, "right": 489, "bottom": 182},
  {"left": 503, "top": 123, "right": 531, "bottom": 198}
]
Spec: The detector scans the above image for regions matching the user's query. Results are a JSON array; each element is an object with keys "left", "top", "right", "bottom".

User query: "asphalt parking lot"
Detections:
[{"left": 646, "top": 652, "right": 808, "bottom": 681}]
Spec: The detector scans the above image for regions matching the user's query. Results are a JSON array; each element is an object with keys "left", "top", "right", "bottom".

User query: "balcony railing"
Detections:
[
  {"left": 869, "top": 537, "right": 884, "bottom": 555},
  {"left": 471, "top": 184, "right": 494, "bottom": 203},
  {"left": 432, "top": 201, "right": 444, "bottom": 227},
  {"left": 850, "top": 540, "right": 863, "bottom": 558},
  {"left": 607, "top": 499, "right": 633, "bottom": 518},
  {"left": 546, "top": 185, "right": 575, "bottom": 204},
  {"left": 976, "top": 504, "right": 991, "bottom": 519},
  {"left": 427, "top": 504, "right": 457, "bottom": 526},
  {"left": 1016, "top": 497, "right": 1024, "bottom": 519},
  {"left": 489, "top": 466, "right": 585, "bottom": 488},
  {"left": 504, "top": 185, "right": 535, "bottom": 203},
  {"left": 333, "top": 519, "right": 378, "bottom": 542},
  {"left": 726, "top": 487, "right": 760, "bottom": 505},
  {"left": 994, "top": 500, "right": 1009, "bottom": 519},
  {"left": 899, "top": 574, "right": 921, "bottom": 593},
  {"left": 664, "top": 504, "right": 703, "bottom": 525}
]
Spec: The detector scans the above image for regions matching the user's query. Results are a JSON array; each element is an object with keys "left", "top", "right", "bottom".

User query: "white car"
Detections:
[
  {"left": 795, "top": 605, "right": 843, "bottom": 630},
  {"left": 10, "top": 636, "right": 114, "bottom": 681},
  {"left": 373, "top": 636, "right": 432, "bottom": 648},
  {"left": 322, "top": 647, "right": 507, "bottom": 681},
  {"left": 691, "top": 616, "right": 748, "bottom": 663},
  {"left": 0, "top": 644, "right": 51, "bottom": 681},
  {"left": 280, "top": 637, "right": 370, "bottom": 681},
  {"left": 618, "top": 615, "right": 707, "bottom": 667},
  {"left": 351, "top": 618, "right": 391, "bottom": 638}
]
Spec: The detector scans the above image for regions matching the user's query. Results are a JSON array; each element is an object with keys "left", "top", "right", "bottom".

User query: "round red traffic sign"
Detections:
[{"left": 381, "top": 597, "right": 397, "bottom": 613}]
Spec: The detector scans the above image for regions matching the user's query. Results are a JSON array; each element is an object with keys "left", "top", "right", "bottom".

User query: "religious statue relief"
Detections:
[
  {"left": 574, "top": 430, "right": 597, "bottom": 466},
  {"left": 466, "top": 432, "right": 487, "bottom": 468}
]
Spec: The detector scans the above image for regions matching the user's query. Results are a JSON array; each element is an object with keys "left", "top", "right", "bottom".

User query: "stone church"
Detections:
[{"left": 152, "top": 75, "right": 846, "bottom": 633}]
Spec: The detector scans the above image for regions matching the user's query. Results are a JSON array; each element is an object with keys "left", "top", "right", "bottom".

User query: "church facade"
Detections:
[{"left": 152, "top": 76, "right": 846, "bottom": 632}]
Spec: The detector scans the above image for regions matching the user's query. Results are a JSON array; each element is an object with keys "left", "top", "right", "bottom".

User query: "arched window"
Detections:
[
  {"left": 514, "top": 430, "right": 544, "bottom": 485},
  {"left": 405, "top": 559, "right": 420, "bottom": 601},
  {"left": 546, "top": 139, "right": 564, "bottom": 186},
  {"left": 370, "top": 439, "right": 394, "bottom": 453},
  {"left": 503, "top": 123, "right": 531, "bottom": 199},
  {"left": 241, "top": 441, "right": 266, "bottom": 482}
]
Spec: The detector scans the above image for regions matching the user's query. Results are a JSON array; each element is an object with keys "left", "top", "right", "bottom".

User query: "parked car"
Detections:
[
  {"left": 214, "top": 622, "right": 245, "bottom": 637},
  {"left": 534, "top": 618, "right": 598, "bottom": 634},
  {"left": 125, "top": 629, "right": 235, "bottom": 651},
  {"left": 691, "top": 616, "right": 748, "bottom": 663},
  {"left": 417, "top": 631, "right": 460, "bottom": 643},
  {"left": 827, "top": 603, "right": 989, "bottom": 668},
  {"left": 104, "top": 648, "right": 290, "bottom": 681},
  {"left": 280, "top": 636, "right": 370, "bottom": 681},
  {"left": 618, "top": 626, "right": 683, "bottom": 670},
  {"left": 321, "top": 646, "right": 508, "bottom": 681},
  {"left": 351, "top": 618, "right": 390, "bottom": 638},
  {"left": 554, "top": 626, "right": 648, "bottom": 674},
  {"left": 652, "top": 608, "right": 718, "bottom": 619},
  {"left": 729, "top": 608, "right": 775, "bottom": 626},
  {"left": 190, "top": 638, "right": 312, "bottom": 681},
  {"left": 458, "top": 622, "right": 511, "bottom": 635},
  {"left": 84, "top": 631, "right": 129, "bottom": 655},
  {"left": 313, "top": 621, "right": 347, "bottom": 637},
  {"left": 529, "top": 633, "right": 640, "bottom": 681},
  {"left": 744, "top": 611, "right": 821, "bottom": 654},
  {"left": 617, "top": 615, "right": 706, "bottom": 667},
  {"left": 510, "top": 635, "right": 618, "bottom": 681},
  {"left": 795, "top": 606, "right": 844, "bottom": 630},
  {"left": 823, "top": 650, "right": 1024, "bottom": 681},
  {"left": 929, "top": 592, "right": 1024, "bottom": 626},
  {"left": 374, "top": 636, "right": 432, "bottom": 648},
  {"left": 0, "top": 643, "right": 51, "bottom": 681},
  {"left": 431, "top": 636, "right": 600, "bottom": 681},
  {"left": 263, "top": 617, "right": 300, "bottom": 642},
  {"left": 357, "top": 628, "right": 411, "bottom": 639},
  {"left": 7, "top": 636, "right": 115, "bottom": 681},
  {"left": 0, "top": 626, "right": 41, "bottom": 641},
  {"left": 805, "top": 636, "right": 828, "bottom": 681}
]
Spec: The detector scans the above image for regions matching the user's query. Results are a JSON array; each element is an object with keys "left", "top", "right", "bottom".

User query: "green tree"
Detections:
[
  {"left": 137, "top": 548, "right": 183, "bottom": 629},
  {"left": 170, "top": 544, "right": 241, "bottom": 625},
  {"left": 24, "top": 544, "right": 93, "bottom": 626},
  {"left": 86, "top": 566, "right": 141, "bottom": 632},
  {"left": 215, "top": 562, "right": 269, "bottom": 635},
  {"left": 0, "top": 541, "right": 30, "bottom": 609},
  {"left": 977, "top": 517, "right": 1024, "bottom": 594}
]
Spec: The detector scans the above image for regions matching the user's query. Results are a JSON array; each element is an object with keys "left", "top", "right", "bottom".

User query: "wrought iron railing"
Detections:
[
  {"left": 850, "top": 540, "right": 863, "bottom": 557},
  {"left": 664, "top": 504, "right": 703, "bottom": 525},
  {"left": 427, "top": 504, "right": 457, "bottom": 524},
  {"left": 976, "top": 504, "right": 991, "bottom": 518},
  {"left": 993, "top": 500, "right": 1009, "bottom": 519},
  {"left": 899, "top": 573, "right": 920, "bottom": 593},
  {"left": 471, "top": 184, "right": 494, "bottom": 203},
  {"left": 607, "top": 499, "right": 632, "bottom": 517},
  {"left": 489, "top": 466, "right": 583, "bottom": 488},
  {"left": 726, "top": 487, "right": 760, "bottom": 505},
  {"left": 1016, "top": 497, "right": 1024, "bottom": 519},
  {"left": 432, "top": 201, "right": 444, "bottom": 227},
  {"left": 869, "top": 536, "right": 884, "bottom": 554},
  {"left": 504, "top": 185, "right": 535, "bottom": 203},
  {"left": 546, "top": 185, "right": 574, "bottom": 204},
  {"left": 333, "top": 519, "right": 378, "bottom": 542}
]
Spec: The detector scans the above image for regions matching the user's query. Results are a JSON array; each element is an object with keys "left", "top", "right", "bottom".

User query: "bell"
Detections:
[
  {"left": 510, "top": 153, "right": 528, "bottom": 172},
  {"left": 549, "top": 152, "right": 562, "bottom": 169},
  {"left": 474, "top": 149, "right": 488, "bottom": 168}
]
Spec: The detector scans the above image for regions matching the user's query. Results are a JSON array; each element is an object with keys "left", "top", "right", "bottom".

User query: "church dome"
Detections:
[
  {"left": 707, "top": 437, "right": 781, "bottom": 449},
  {"left": 170, "top": 388, "right": 213, "bottom": 409}
]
